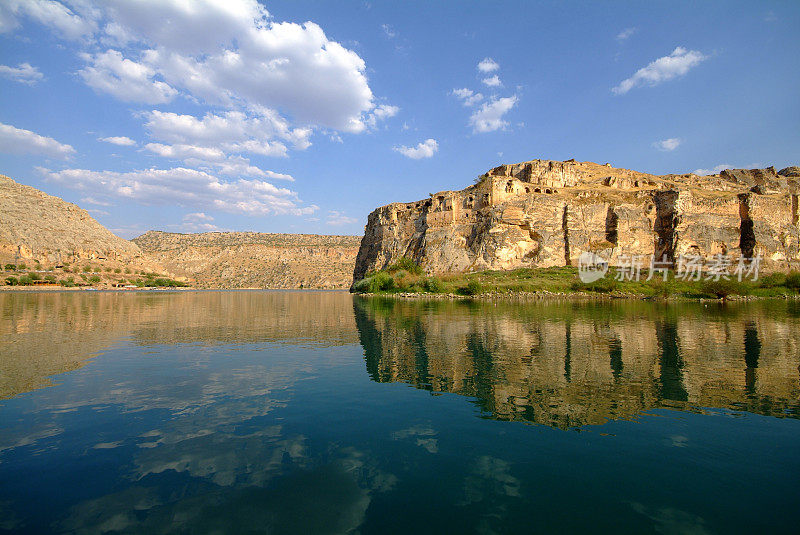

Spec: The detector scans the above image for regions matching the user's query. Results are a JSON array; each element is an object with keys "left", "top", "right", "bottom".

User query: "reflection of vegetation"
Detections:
[
  {"left": 352, "top": 266, "right": 800, "bottom": 299},
  {"left": 354, "top": 297, "right": 800, "bottom": 429}
]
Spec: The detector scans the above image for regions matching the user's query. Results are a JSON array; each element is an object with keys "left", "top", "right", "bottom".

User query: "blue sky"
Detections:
[{"left": 0, "top": 0, "right": 798, "bottom": 238}]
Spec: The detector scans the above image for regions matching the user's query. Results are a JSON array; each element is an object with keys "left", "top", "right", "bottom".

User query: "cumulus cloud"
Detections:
[
  {"left": 616, "top": 27, "right": 637, "bottom": 42},
  {"left": 451, "top": 88, "right": 483, "bottom": 107},
  {"left": 481, "top": 74, "right": 502, "bottom": 87},
  {"left": 393, "top": 138, "right": 438, "bottom": 159},
  {"left": 181, "top": 212, "right": 219, "bottom": 232},
  {"left": 612, "top": 47, "right": 708, "bottom": 95},
  {"left": 99, "top": 135, "right": 136, "bottom": 146},
  {"left": 469, "top": 96, "right": 518, "bottom": 133},
  {"left": 692, "top": 164, "right": 732, "bottom": 176},
  {"left": 326, "top": 210, "right": 358, "bottom": 226},
  {"left": 3, "top": 0, "right": 392, "bottom": 141},
  {"left": 79, "top": 49, "right": 178, "bottom": 104},
  {"left": 0, "top": 0, "right": 96, "bottom": 40},
  {"left": 142, "top": 109, "right": 310, "bottom": 157},
  {"left": 653, "top": 138, "right": 682, "bottom": 151},
  {"left": 144, "top": 142, "right": 226, "bottom": 162},
  {"left": 37, "top": 166, "right": 315, "bottom": 216},
  {"left": 477, "top": 57, "right": 499, "bottom": 73},
  {"left": 365, "top": 104, "right": 399, "bottom": 129},
  {"left": 0, "top": 62, "right": 43, "bottom": 85},
  {"left": 0, "top": 121, "right": 75, "bottom": 159}
]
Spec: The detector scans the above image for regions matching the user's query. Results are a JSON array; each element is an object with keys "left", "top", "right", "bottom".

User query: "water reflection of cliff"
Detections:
[
  {"left": 0, "top": 291, "right": 358, "bottom": 400},
  {"left": 354, "top": 298, "right": 800, "bottom": 428}
]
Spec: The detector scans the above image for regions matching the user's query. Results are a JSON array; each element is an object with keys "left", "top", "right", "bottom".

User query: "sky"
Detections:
[{"left": 0, "top": 0, "right": 798, "bottom": 238}]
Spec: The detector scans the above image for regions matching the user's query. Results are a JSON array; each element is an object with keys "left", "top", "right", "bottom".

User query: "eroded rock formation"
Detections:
[
  {"left": 354, "top": 159, "right": 800, "bottom": 281},
  {"left": 134, "top": 231, "right": 361, "bottom": 289}
]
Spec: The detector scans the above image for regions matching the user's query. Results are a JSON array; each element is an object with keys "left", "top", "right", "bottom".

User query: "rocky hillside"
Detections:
[
  {"left": 0, "top": 174, "right": 146, "bottom": 266},
  {"left": 134, "top": 231, "right": 361, "bottom": 289},
  {"left": 354, "top": 159, "right": 800, "bottom": 281}
]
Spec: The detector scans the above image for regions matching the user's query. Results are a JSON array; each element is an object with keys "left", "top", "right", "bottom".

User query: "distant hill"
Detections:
[
  {"left": 0, "top": 174, "right": 143, "bottom": 266},
  {"left": 133, "top": 231, "right": 361, "bottom": 289}
]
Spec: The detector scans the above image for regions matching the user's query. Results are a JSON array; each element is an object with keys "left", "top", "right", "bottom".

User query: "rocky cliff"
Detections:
[
  {"left": 354, "top": 159, "right": 800, "bottom": 281},
  {"left": 134, "top": 231, "right": 361, "bottom": 289},
  {"left": 0, "top": 174, "right": 144, "bottom": 265}
]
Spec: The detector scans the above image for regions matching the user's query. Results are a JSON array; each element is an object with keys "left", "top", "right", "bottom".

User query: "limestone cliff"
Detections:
[
  {"left": 134, "top": 231, "right": 360, "bottom": 289},
  {"left": 0, "top": 174, "right": 144, "bottom": 265},
  {"left": 354, "top": 159, "right": 800, "bottom": 281}
]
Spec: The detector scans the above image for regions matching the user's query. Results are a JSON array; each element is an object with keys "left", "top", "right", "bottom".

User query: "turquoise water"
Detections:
[{"left": 0, "top": 291, "right": 798, "bottom": 534}]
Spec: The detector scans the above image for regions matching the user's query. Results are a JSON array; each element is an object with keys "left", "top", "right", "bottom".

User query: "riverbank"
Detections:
[{"left": 351, "top": 265, "right": 800, "bottom": 300}]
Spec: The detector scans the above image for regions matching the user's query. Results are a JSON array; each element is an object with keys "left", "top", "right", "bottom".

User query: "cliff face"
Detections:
[
  {"left": 354, "top": 159, "right": 800, "bottom": 281},
  {"left": 133, "top": 231, "right": 361, "bottom": 289},
  {"left": 0, "top": 174, "right": 143, "bottom": 265}
]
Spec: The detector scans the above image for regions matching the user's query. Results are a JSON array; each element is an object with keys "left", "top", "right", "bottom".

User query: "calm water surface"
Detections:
[{"left": 1, "top": 291, "right": 799, "bottom": 534}]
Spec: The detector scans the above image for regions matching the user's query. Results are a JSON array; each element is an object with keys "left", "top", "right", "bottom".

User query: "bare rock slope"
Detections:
[
  {"left": 0, "top": 174, "right": 144, "bottom": 265},
  {"left": 134, "top": 231, "right": 361, "bottom": 289},
  {"left": 354, "top": 159, "right": 800, "bottom": 281}
]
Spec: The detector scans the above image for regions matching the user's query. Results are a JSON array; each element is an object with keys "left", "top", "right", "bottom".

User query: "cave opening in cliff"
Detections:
[
  {"left": 605, "top": 207, "right": 619, "bottom": 246},
  {"left": 562, "top": 206, "right": 571, "bottom": 266},
  {"left": 653, "top": 192, "right": 680, "bottom": 265},
  {"left": 739, "top": 195, "right": 756, "bottom": 259}
]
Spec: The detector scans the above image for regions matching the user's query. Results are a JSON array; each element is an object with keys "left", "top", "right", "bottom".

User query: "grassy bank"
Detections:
[
  {"left": 2, "top": 262, "right": 188, "bottom": 289},
  {"left": 352, "top": 259, "right": 800, "bottom": 299}
]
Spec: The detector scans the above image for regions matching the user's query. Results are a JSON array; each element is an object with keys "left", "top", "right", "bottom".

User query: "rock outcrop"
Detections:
[
  {"left": 353, "top": 159, "right": 800, "bottom": 281},
  {"left": 134, "top": 231, "right": 361, "bottom": 289},
  {"left": 0, "top": 174, "right": 144, "bottom": 265}
]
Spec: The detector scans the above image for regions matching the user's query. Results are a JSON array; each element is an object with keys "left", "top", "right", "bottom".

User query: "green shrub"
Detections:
[
  {"left": 59, "top": 277, "right": 76, "bottom": 287},
  {"left": 422, "top": 277, "right": 443, "bottom": 293},
  {"left": 28, "top": 272, "right": 42, "bottom": 281},
  {"left": 124, "top": 268, "right": 131, "bottom": 274},
  {"left": 18, "top": 276, "right": 33, "bottom": 285},
  {"left": 4, "top": 264, "right": 15, "bottom": 271},
  {"left": 786, "top": 271, "right": 800, "bottom": 290},
  {"left": 701, "top": 278, "right": 749, "bottom": 299},
  {"left": 759, "top": 272, "right": 787, "bottom": 288},
  {"left": 18, "top": 263, "right": 26, "bottom": 270},
  {"left": 114, "top": 268, "right": 121, "bottom": 274},
  {"left": 83, "top": 265, "right": 91, "bottom": 272},
  {"left": 5, "top": 276, "right": 18, "bottom": 286},
  {"left": 44, "top": 274, "right": 57, "bottom": 282},
  {"left": 89, "top": 275, "right": 101, "bottom": 283},
  {"left": 457, "top": 280, "right": 482, "bottom": 296},
  {"left": 571, "top": 277, "right": 618, "bottom": 293},
  {"left": 386, "top": 257, "right": 423, "bottom": 275},
  {"left": 352, "top": 271, "right": 395, "bottom": 293}
]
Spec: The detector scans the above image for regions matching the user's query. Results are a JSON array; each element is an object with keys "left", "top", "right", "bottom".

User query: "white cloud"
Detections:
[
  {"left": 0, "top": 121, "right": 75, "bottom": 159},
  {"left": 393, "top": 138, "right": 438, "bottom": 159},
  {"left": 37, "top": 166, "right": 315, "bottom": 216},
  {"left": 451, "top": 88, "right": 483, "bottom": 107},
  {"left": 79, "top": 49, "right": 178, "bottom": 104},
  {"left": 612, "top": 47, "right": 708, "bottom": 95},
  {"left": 326, "top": 210, "right": 357, "bottom": 226},
  {"left": 181, "top": 211, "right": 219, "bottom": 232},
  {"left": 477, "top": 57, "right": 499, "bottom": 73},
  {"left": 381, "top": 24, "right": 396, "bottom": 38},
  {"left": 365, "top": 104, "right": 399, "bottom": 129},
  {"left": 616, "top": 27, "right": 637, "bottom": 42},
  {"left": 144, "top": 142, "right": 226, "bottom": 162},
  {"left": 0, "top": 62, "right": 43, "bottom": 85},
  {"left": 653, "top": 138, "right": 682, "bottom": 152},
  {"left": 81, "top": 196, "right": 112, "bottom": 206},
  {"left": 692, "top": 164, "right": 732, "bottom": 176},
  {"left": 469, "top": 96, "right": 518, "bottom": 133},
  {"left": 0, "top": 0, "right": 96, "bottom": 40},
  {"left": 99, "top": 135, "right": 136, "bottom": 146},
  {"left": 142, "top": 109, "right": 310, "bottom": 156},
  {"left": 481, "top": 74, "right": 502, "bottom": 87},
  {"left": 4, "top": 0, "right": 386, "bottom": 138}
]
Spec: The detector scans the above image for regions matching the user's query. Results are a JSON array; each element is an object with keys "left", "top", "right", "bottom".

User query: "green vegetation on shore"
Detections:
[
  {"left": 2, "top": 264, "right": 188, "bottom": 288},
  {"left": 352, "top": 259, "right": 800, "bottom": 299}
]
